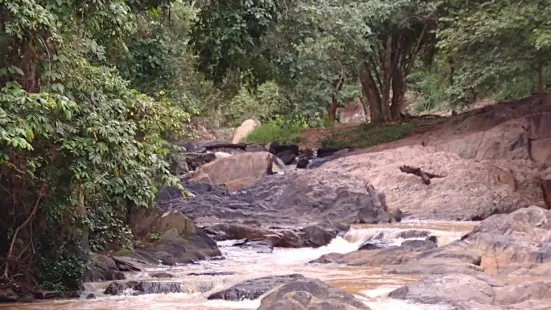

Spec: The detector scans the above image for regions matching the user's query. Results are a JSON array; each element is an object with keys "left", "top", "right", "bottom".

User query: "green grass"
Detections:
[
  {"left": 321, "top": 122, "right": 416, "bottom": 149},
  {"left": 242, "top": 121, "right": 304, "bottom": 145}
]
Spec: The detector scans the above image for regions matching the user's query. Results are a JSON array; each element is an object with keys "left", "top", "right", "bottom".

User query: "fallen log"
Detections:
[{"left": 399, "top": 165, "right": 445, "bottom": 185}]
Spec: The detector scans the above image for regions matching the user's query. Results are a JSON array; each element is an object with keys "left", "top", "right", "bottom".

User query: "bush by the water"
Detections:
[{"left": 242, "top": 121, "right": 304, "bottom": 145}]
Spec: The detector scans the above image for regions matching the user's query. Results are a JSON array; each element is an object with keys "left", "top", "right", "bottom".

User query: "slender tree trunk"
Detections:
[
  {"left": 328, "top": 98, "right": 338, "bottom": 122},
  {"left": 328, "top": 77, "right": 344, "bottom": 122},
  {"left": 537, "top": 61, "right": 544, "bottom": 94},
  {"left": 448, "top": 57, "right": 455, "bottom": 86},
  {"left": 360, "top": 62, "right": 385, "bottom": 124},
  {"left": 379, "top": 37, "right": 393, "bottom": 122}
]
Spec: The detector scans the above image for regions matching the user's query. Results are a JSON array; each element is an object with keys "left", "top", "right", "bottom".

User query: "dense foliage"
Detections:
[
  {"left": 2, "top": 0, "right": 550, "bottom": 293},
  {"left": 0, "top": 0, "right": 187, "bottom": 291}
]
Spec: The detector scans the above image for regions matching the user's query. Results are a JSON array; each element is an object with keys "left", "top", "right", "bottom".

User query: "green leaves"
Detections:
[{"left": 437, "top": 0, "right": 551, "bottom": 104}]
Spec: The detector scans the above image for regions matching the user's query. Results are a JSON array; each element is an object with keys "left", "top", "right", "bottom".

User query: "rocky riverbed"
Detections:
[{"left": 2, "top": 96, "right": 551, "bottom": 309}]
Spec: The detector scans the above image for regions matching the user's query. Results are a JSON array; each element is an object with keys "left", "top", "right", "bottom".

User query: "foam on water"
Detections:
[{"left": 1, "top": 220, "right": 477, "bottom": 310}]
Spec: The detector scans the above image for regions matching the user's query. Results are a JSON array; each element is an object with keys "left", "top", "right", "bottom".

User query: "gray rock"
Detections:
[
  {"left": 207, "top": 274, "right": 306, "bottom": 301},
  {"left": 258, "top": 278, "right": 370, "bottom": 310},
  {"left": 85, "top": 254, "right": 126, "bottom": 282},
  {"left": 389, "top": 273, "right": 551, "bottom": 309},
  {"left": 157, "top": 170, "right": 397, "bottom": 248}
]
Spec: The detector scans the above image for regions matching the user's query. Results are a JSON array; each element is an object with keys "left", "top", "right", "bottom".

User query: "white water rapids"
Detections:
[{"left": 0, "top": 221, "right": 477, "bottom": 310}]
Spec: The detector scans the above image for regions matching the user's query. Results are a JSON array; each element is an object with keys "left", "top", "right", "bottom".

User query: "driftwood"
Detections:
[{"left": 399, "top": 165, "right": 445, "bottom": 185}]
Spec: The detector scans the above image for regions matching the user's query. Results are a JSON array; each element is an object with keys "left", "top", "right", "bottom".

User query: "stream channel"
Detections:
[{"left": 0, "top": 221, "right": 477, "bottom": 310}]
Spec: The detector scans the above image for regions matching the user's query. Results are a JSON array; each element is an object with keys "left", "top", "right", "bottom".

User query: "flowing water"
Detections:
[{"left": 0, "top": 220, "right": 477, "bottom": 310}]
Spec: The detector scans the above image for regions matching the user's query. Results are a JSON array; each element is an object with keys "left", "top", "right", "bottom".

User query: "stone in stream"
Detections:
[
  {"left": 207, "top": 274, "right": 306, "bottom": 301},
  {"left": 311, "top": 239, "right": 437, "bottom": 266},
  {"left": 85, "top": 254, "right": 126, "bottom": 282},
  {"left": 149, "top": 272, "right": 175, "bottom": 279},
  {"left": 0, "top": 289, "right": 19, "bottom": 303},
  {"left": 257, "top": 278, "right": 371, "bottom": 310}
]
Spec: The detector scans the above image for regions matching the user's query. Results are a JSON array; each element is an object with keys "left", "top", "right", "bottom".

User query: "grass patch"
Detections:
[
  {"left": 242, "top": 121, "right": 304, "bottom": 145},
  {"left": 321, "top": 122, "right": 416, "bottom": 149}
]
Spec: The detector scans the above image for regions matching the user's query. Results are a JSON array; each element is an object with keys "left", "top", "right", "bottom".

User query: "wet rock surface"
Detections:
[
  {"left": 104, "top": 280, "right": 212, "bottom": 296},
  {"left": 207, "top": 274, "right": 306, "bottom": 301},
  {"left": 311, "top": 239, "right": 437, "bottom": 266},
  {"left": 157, "top": 169, "right": 396, "bottom": 247},
  {"left": 258, "top": 278, "right": 371, "bottom": 310},
  {"left": 85, "top": 254, "right": 126, "bottom": 282}
]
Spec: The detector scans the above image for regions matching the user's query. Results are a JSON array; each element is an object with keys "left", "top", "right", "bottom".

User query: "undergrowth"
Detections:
[
  {"left": 321, "top": 122, "right": 416, "bottom": 149},
  {"left": 242, "top": 121, "right": 305, "bottom": 145}
]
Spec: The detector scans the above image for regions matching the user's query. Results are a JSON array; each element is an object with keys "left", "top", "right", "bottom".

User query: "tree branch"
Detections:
[{"left": 3, "top": 183, "right": 46, "bottom": 279}]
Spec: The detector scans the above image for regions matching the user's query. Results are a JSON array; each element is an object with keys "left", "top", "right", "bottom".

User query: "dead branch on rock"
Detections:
[{"left": 399, "top": 165, "right": 445, "bottom": 185}]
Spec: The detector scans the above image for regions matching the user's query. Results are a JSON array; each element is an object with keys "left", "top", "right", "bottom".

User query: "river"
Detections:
[{"left": 0, "top": 221, "right": 477, "bottom": 310}]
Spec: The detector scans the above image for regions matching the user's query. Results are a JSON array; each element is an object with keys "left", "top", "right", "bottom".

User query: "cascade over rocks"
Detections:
[
  {"left": 157, "top": 169, "right": 396, "bottom": 247},
  {"left": 104, "top": 280, "right": 214, "bottom": 296}
]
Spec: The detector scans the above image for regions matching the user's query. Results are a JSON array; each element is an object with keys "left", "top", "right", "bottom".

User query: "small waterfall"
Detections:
[
  {"left": 8, "top": 220, "right": 477, "bottom": 310},
  {"left": 343, "top": 221, "right": 477, "bottom": 247}
]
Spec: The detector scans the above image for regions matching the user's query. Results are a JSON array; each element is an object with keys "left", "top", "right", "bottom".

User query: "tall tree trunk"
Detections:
[
  {"left": 391, "top": 75, "right": 406, "bottom": 121},
  {"left": 379, "top": 37, "right": 393, "bottom": 122},
  {"left": 360, "top": 62, "right": 385, "bottom": 124}
]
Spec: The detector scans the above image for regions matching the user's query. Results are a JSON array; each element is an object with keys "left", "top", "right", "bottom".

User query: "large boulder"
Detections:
[
  {"left": 317, "top": 145, "right": 543, "bottom": 220},
  {"left": 189, "top": 151, "right": 278, "bottom": 192},
  {"left": 389, "top": 273, "right": 551, "bottom": 309},
  {"left": 208, "top": 274, "right": 306, "bottom": 301},
  {"left": 124, "top": 207, "right": 221, "bottom": 266},
  {"left": 85, "top": 254, "right": 125, "bottom": 282},
  {"left": 258, "top": 278, "right": 371, "bottom": 310},
  {"left": 232, "top": 119, "right": 261, "bottom": 144},
  {"left": 336, "top": 97, "right": 367, "bottom": 124},
  {"left": 383, "top": 206, "right": 551, "bottom": 278},
  {"left": 157, "top": 170, "right": 397, "bottom": 247}
]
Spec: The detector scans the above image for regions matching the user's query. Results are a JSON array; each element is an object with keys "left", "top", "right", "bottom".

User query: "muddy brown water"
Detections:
[{"left": 0, "top": 221, "right": 477, "bottom": 310}]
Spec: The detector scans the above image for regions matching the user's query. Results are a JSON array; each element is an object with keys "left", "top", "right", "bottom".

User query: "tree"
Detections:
[
  {"left": 356, "top": 0, "right": 439, "bottom": 123},
  {"left": 0, "top": 0, "right": 189, "bottom": 291},
  {"left": 438, "top": 0, "right": 551, "bottom": 105}
]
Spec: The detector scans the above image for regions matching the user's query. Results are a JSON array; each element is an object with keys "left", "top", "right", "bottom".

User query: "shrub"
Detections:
[{"left": 242, "top": 120, "right": 304, "bottom": 145}]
